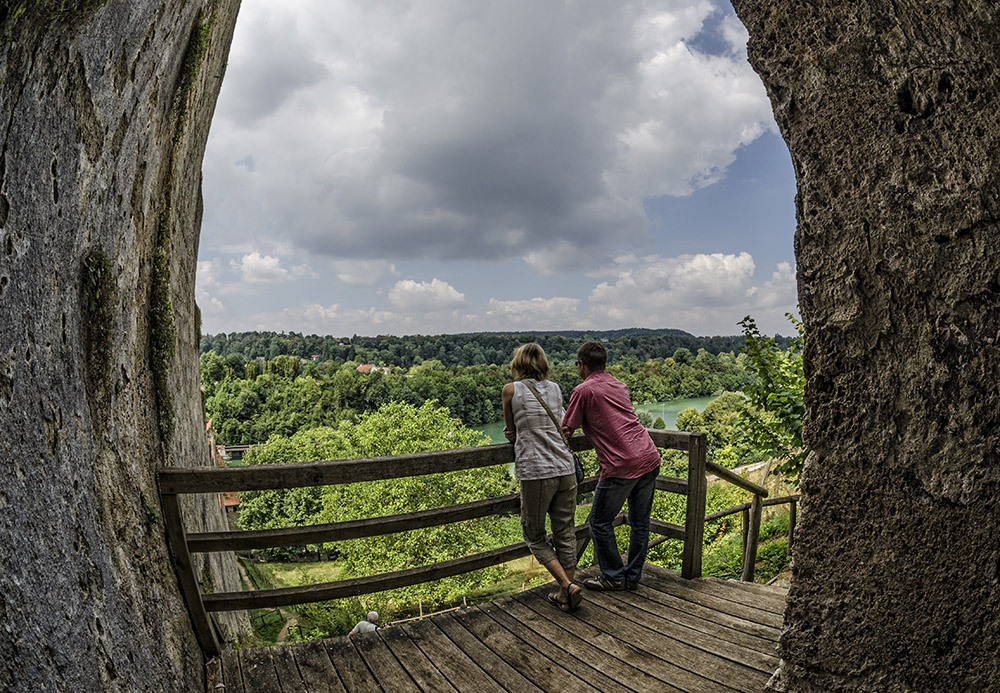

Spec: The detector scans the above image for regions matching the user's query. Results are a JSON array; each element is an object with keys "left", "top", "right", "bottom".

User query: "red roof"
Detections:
[{"left": 357, "top": 364, "right": 376, "bottom": 373}]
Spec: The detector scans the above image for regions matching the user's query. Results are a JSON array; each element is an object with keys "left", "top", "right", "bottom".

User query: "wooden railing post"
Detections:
[
  {"left": 741, "top": 507, "right": 750, "bottom": 560},
  {"left": 681, "top": 433, "right": 707, "bottom": 579},
  {"left": 160, "top": 493, "right": 221, "bottom": 656},
  {"left": 789, "top": 499, "right": 797, "bottom": 549},
  {"left": 741, "top": 494, "right": 763, "bottom": 582}
]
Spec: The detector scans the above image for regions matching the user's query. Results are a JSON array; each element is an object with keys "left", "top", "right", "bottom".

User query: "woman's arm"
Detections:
[{"left": 501, "top": 382, "right": 516, "bottom": 442}]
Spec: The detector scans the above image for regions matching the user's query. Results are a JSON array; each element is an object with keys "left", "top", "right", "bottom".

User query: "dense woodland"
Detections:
[
  {"left": 201, "top": 343, "right": 758, "bottom": 445},
  {"left": 200, "top": 328, "right": 793, "bottom": 369}
]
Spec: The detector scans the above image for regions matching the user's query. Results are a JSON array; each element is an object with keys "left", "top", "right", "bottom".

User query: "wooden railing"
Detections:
[
  {"left": 704, "top": 490, "right": 800, "bottom": 581},
  {"left": 158, "top": 430, "right": 707, "bottom": 655}
]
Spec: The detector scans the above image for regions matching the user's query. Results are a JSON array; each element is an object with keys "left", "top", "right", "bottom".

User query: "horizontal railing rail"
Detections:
[
  {"left": 702, "top": 461, "right": 800, "bottom": 581},
  {"left": 703, "top": 493, "right": 800, "bottom": 522},
  {"left": 705, "top": 460, "right": 768, "bottom": 496},
  {"left": 158, "top": 429, "right": 706, "bottom": 656}
]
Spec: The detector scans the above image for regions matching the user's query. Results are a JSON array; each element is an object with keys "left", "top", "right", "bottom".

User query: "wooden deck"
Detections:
[{"left": 207, "top": 565, "right": 786, "bottom": 692}]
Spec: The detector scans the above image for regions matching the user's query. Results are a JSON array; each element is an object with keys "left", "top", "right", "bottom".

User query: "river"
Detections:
[{"left": 473, "top": 395, "right": 717, "bottom": 444}]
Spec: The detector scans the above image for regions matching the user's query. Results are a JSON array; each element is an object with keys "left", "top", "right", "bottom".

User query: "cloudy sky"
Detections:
[{"left": 198, "top": 0, "right": 799, "bottom": 339}]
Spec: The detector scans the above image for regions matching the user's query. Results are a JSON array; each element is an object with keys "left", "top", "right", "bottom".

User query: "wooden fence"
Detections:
[{"left": 158, "top": 429, "right": 781, "bottom": 656}]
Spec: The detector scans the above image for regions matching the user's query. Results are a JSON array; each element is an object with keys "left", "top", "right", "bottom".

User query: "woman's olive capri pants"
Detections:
[{"left": 519, "top": 472, "right": 578, "bottom": 569}]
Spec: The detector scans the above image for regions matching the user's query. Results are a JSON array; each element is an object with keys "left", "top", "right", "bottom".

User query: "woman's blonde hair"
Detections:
[{"left": 511, "top": 343, "right": 549, "bottom": 381}]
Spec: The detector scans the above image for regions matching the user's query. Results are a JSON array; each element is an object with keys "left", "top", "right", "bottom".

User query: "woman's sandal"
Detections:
[
  {"left": 547, "top": 591, "right": 571, "bottom": 612},
  {"left": 567, "top": 584, "right": 583, "bottom": 611},
  {"left": 548, "top": 587, "right": 583, "bottom": 612}
]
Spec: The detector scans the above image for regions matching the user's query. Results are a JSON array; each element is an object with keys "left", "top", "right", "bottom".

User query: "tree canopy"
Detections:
[{"left": 237, "top": 401, "right": 520, "bottom": 610}]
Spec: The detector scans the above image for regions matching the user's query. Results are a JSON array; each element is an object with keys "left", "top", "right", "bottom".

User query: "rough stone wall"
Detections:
[
  {"left": 731, "top": 1, "right": 1000, "bottom": 690},
  {"left": 0, "top": 1, "right": 245, "bottom": 690}
]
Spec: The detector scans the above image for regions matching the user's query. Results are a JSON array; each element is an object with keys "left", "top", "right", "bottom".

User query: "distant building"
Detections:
[
  {"left": 221, "top": 444, "right": 251, "bottom": 461},
  {"left": 357, "top": 364, "right": 376, "bottom": 373}
]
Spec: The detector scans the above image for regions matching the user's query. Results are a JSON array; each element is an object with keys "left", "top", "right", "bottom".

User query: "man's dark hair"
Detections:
[{"left": 577, "top": 341, "right": 607, "bottom": 371}]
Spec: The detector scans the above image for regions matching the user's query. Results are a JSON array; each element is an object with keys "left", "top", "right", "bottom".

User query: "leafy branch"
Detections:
[{"left": 737, "top": 313, "right": 806, "bottom": 481}]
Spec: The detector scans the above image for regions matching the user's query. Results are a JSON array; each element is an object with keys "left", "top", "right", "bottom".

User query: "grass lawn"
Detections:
[
  {"left": 462, "top": 555, "right": 554, "bottom": 604},
  {"left": 254, "top": 560, "right": 344, "bottom": 587}
]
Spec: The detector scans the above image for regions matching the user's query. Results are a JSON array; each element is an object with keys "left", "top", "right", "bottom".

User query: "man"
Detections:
[
  {"left": 562, "top": 341, "right": 661, "bottom": 591},
  {"left": 349, "top": 611, "right": 379, "bottom": 635}
]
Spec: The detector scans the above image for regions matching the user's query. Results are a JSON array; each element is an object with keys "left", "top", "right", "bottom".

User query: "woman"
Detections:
[{"left": 502, "top": 343, "right": 583, "bottom": 611}]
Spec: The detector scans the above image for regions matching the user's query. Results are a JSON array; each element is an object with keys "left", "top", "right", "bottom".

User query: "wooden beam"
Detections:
[
  {"left": 706, "top": 502, "right": 751, "bottom": 523},
  {"left": 789, "top": 499, "right": 797, "bottom": 549},
  {"left": 202, "top": 524, "right": 594, "bottom": 612},
  {"left": 741, "top": 494, "right": 763, "bottom": 582},
  {"left": 655, "top": 475, "right": 689, "bottom": 495},
  {"left": 187, "top": 492, "right": 523, "bottom": 553},
  {"left": 162, "top": 430, "right": 694, "bottom": 497},
  {"left": 704, "top": 494, "right": 801, "bottom": 523},
  {"left": 159, "top": 444, "right": 516, "bottom": 494},
  {"left": 681, "top": 433, "right": 707, "bottom": 579},
  {"left": 160, "top": 493, "right": 221, "bottom": 655},
  {"left": 649, "top": 519, "right": 686, "bottom": 542},
  {"left": 705, "top": 461, "right": 769, "bottom": 497},
  {"left": 648, "top": 429, "right": 697, "bottom": 451}
]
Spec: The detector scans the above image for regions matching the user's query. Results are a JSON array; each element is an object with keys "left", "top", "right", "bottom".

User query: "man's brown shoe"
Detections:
[{"left": 583, "top": 576, "right": 624, "bottom": 591}]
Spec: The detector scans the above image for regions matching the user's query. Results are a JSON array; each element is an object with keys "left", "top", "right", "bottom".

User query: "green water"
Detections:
[
  {"left": 474, "top": 421, "right": 508, "bottom": 444},
  {"left": 472, "top": 395, "right": 717, "bottom": 444},
  {"left": 634, "top": 395, "right": 716, "bottom": 430}
]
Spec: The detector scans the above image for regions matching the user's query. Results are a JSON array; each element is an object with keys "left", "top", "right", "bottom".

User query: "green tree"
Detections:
[
  {"left": 319, "top": 402, "right": 519, "bottom": 609},
  {"left": 652, "top": 416, "right": 666, "bottom": 429},
  {"left": 636, "top": 410, "right": 654, "bottom": 428},
  {"left": 675, "top": 407, "right": 705, "bottom": 433},
  {"left": 237, "top": 401, "right": 520, "bottom": 612},
  {"left": 199, "top": 351, "right": 229, "bottom": 395},
  {"left": 737, "top": 313, "right": 806, "bottom": 480}
]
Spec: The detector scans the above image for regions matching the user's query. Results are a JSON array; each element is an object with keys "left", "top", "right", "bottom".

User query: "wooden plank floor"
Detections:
[{"left": 207, "top": 564, "right": 786, "bottom": 692}]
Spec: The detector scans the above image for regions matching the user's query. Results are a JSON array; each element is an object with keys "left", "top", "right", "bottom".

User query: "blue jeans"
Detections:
[{"left": 589, "top": 468, "right": 658, "bottom": 585}]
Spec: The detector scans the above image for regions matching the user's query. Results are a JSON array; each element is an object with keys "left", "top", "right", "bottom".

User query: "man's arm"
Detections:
[{"left": 562, "top": 387, "right": 584, "bottom": 439}]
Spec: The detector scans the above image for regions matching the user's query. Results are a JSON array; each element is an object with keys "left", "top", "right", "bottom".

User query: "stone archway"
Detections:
[
  {"left": 0, "top": 2, "right": 243, "bottom": 690},
  {"left": 2, "top": 1, "right": 998, "bottom": 690}
]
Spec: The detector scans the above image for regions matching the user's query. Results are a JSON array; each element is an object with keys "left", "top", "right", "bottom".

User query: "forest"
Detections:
[
  {"left": 200, "top": 343, "right": 757, "bottom": 445},
  {"left": 200, "top": 328, "right": 793, "bottom": 370}
]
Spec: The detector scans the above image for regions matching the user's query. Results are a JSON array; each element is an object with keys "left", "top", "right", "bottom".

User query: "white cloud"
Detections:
[
  {"left": 231, "top": 252, "right": 287, "bottom": 283},
  {"left": 720, "top": 14, "right": 751, "bottom": 55},
  {"left": 202, "top": 1, "right": 775, "bottom": 271},
  {"left": 230, "top": 252, "right": 314, "bottom": 284},
  {"left": 332, "top": 259, "right": 399, "bottom": 288},
  {"left": 195, "top": 2, "right": 797, "bottom": 339},
  {"left": 483, "top": 297, "right": 581, "bottom": 330},
  {"left": 587, "top": 253, "right": 796, "bottom": 334},
  {"left": 388, "top": 278, "right": 466, "bottom": 312},
  {"left": 196, "top": 259, "right": 225, "bottom": 313},
  {"left": 747, "top": 261, "right": 797, "bottom": 306}
]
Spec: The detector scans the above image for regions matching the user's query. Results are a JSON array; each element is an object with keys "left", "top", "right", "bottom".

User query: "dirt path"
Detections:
[{"left": 236, "top": 558, "right": 298, "bottom": 642}]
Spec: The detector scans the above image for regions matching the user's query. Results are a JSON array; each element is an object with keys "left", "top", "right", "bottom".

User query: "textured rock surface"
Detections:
[
  {"left": 0, "top": 1, "right": 246, "bottom": 690},
  {"left": 731, "top": 1, "right": 1000, "bottom": 690}
]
